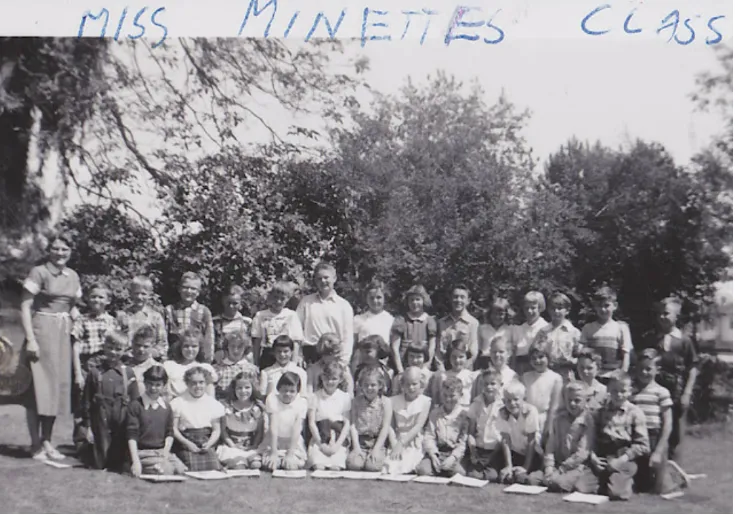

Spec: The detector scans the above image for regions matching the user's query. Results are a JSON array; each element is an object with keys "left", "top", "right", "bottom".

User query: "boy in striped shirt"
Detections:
[{"left": 631, "top": 348, "right": 687, "bottom": 494}]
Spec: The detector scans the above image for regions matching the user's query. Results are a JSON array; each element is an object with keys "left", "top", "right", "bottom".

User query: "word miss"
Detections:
[
  {"left": 238, "top": 0, "right": 505, "bottom": 45},
  {"left": 581, "top": 4, "right": 726, "bottom": 45},
  {"left": 78, "top": 6, "right": 168, "bottom": 47}
]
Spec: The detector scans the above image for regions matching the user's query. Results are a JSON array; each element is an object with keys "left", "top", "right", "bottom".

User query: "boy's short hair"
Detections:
[
  {"left": 637, "top": 347, "right": 660, "bottom": 364},
  {"left": 180, "top": 271, "right": 202, "bottom": 286},
  {"left": 132, "top": 325, "right": 156, "bottom": 345},
  {"left": 224, "top": 285, "right": 244, "bottom": 298},
  {"left": 272, "top": 335, "right": 294, "bottom": 351},
  {"left": 577, "top": 347, "right": 602, "bottom": 367},
  {"left": 130, "top": 275, "right": 154, "bottom": 292},
  {"left": 104, "top": 331, "right": 129, "bottom": 348},
  {"left": 313, "top": 261, "right": 336, "bottom": 276},
  {"left": 441, "top": 375, "right": 464, "bottom": 395},
  {"left": 46, "top": 232, "right": 73, "bottom": 250},
  {"left": 528, "top": 340, "right": 549, "bottom": 359},
  {"left": 451, "top": 284, "right": 471, "bottom": 297},
  {"left": 222, "top": 332, "right": 252, "bottom": 354},
  {"left": 523, "top": 291, "right": 546, "bottom": 312},
  {"left": 276, "top": 371, "right": 302, "bottom": 391},
  {"left": 503, "top": 379, "right": 526, "bottom": 399},
  {"left": 356, "top": 364, "right": 387, "bottom": 394},
  {"left": 592, "top": 286, "right": 617, "bottom": 303},
  {"left": 143, "top": 365, "right": 168, "bottom": 384},
  {"left": 480, "top": 368, "right": 502, "bottom": 383},
  {"left": 403, "top": 284, "right": 432, "bottom": 310},
  {"left": 656, "top": 296, "right": 682, "bottom": 315},
  {"left": 404, "top": 343, "right": 429, "bottom": 364},
  {"left": 547, "top": 291, "right": 572, "bottom": 310},
  {"left": 563, "top": 380, "right": 586, "bottom": 400},
  {"left": 269, "top": 281, "right": 295, "bottom": 298},
  {"left": 86, "top": 282, "right": 110, "bottom": 298},
  {"left": 322, "top": 360, "right": 345, "bottom": 379},
  {"left": 316, "top": 332, "right": 342, "bottom": 358},
  {"left": 489, "top": 334, "right": 510, "bottom": 351},
  {"left": 184, "top": 365, "right": 213, "bottom": 385},
  {"left": 606, "top": 370, "right": 633, "bottom": 389}
]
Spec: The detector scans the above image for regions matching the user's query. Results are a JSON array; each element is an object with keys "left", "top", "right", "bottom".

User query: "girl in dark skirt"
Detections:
[{"left": 170, "top": 366, "right": 225, "bottom": 471}]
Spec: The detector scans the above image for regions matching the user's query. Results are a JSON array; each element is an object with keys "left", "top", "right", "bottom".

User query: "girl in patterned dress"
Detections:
[
  {"left": 307, "top": 361, "right": 352, "bottom": 470},
  {"left": 171, "top": 366, "right": 225, "bottom": 471},
  {"left": 347, "top": 365, "right": 392, "bottom": 471},
  {"left": 384, "top": 367, "right": 432, "bottom": 475},
  {"left": 216, "top": 371, "right": 265, "bottom": 469},
  {"left": 262, "top": 371, "right": 309, "bottom": 471}
]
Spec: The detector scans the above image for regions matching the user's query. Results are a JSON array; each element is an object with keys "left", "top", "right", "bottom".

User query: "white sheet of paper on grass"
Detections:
[
  {"left": 310, "top": 470, "right": 344, "bottom": 479},
  {"left": 185, "top": 470, "right": 230, "bottom": 480},
  {"left": 339, "top": 470, "right": 382, "bottom": 480},
  {"left": 687, "top": 473, "right": 707, "bottom": 480},
  {"left": 43, "top": 460, "right": 74, "bottom": 469},
  {"left": 272, "top": 469, "right": 308, "bottom": 479},
  {"left": 412, "top": 475, "right": 452, "bottom": 485},
  {"left": 563, "top": 492, "right": 610, "bottom": 504},
  {"left": 449, "top": 474, "right": 488, "bottom": 488},
  {"left": 378, "top": 474, "right": 417, "bottom": 482},
  {"left": 226, "top": 469, "right": 261, "bottom": 478},
  {"left": 504, "top": 483, "right": 548, "bottom": 495},
  {"left": 139, "top": 474, "right": 187, "bottom": 482}
]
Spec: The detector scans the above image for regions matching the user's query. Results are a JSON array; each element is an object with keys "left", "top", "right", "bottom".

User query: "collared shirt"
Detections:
[
  {"left": 595, "top": 400, "right": 650, "bottom": 460},
  {"left": 296, "top": 290, "right": 354, "bottom": 360},
  {"left": 437, "top": 311, "right": 480, "bottom": 362},
  {"left": 213, "top": 312, "right": 253, "bottom": 351},
  {"left": 23, "top": 263, "right": 82, "bottom": 313},
  {"left": 71, "top": 312, "right": 119, "bottom": 356},
  {"left": 534, "top": 320, "right": 581, "bottom": 371},
  {"left": 354, "top": 310, "right": 394, "bottom": 343},
  {"left": 391, "top": 312, "right": 437, "bottom": 353},
  {"left": 259, "top": 361, "right": 307, "bottom": 398},
  {"left": 580, "top": 319, "right": 633, "bottom": 376},
  {"left": 544, "top": 409, "right": 594, "bottom": 471},
  {"left": 423, "top": 404, "right": 469, "bottom": 460},
  {"left": 581, "top": 379, "right": 608, "bottom": 413},
  {"left": 466, "top": 395, "right": 503, "bottom": 450},
  {"left": 512, "top": 317, "right": 548, "bottom": 358},
  {"left": 631, "top": 380, "right": 673, "bottom": 430},
  {"left": 127, "top": 356, "right": 158, "bottom": 386},
  {"left": 496, "top": 402, "right": 540, "bottom": 454},
  {"left": 117, "top": 305, "right": 168, "bottom": 359},
  {"left": 165, "top": 301, "right": 215, "bottom": 362},
  {"left": 477, "top": 324, "right": 512, "bottom": 356},
  {"left": 470, "top": 365, "right": 518, "bottom": 400},
  {"left": 652, "top": 327, "right": 698, "bottom": 401},
  {"left": 171, "top": 391, "right": 226, "bottom": 430},
  {"left": 251, "top": 308, "right": 304, "bottom": 347},
  {"left": 141, "top": 392, "right": 168, "bottom": 410},
  {"left": 429, "top": 368, "right": 477, "bottom": 410}
]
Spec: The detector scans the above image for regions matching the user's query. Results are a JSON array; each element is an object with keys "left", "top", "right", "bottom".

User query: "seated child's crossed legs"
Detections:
[{"left": 416, "top": 449, "right": 466, "bottom": 477}]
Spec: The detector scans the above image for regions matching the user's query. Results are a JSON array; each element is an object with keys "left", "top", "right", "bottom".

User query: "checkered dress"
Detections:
[{"left": 175, "top": 428, "right": 222, "bottom": 471}]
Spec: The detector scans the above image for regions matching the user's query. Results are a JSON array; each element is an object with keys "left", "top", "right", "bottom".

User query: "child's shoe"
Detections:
[{"left": 31, "top": 449, "right": 47, "bottom": 461}]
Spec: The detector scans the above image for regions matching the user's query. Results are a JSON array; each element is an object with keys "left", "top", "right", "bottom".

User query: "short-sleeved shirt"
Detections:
[
  {"left": 260, "top": 362, "right": 308, "bottom": 397},
  {"left": 214, "top": 358, "right": 259, "bottom": 400},
  {"left": 429, "top": 369, "right": 477, "bottom": 409},
  {"left": 534, "top": 320, "right": 581, "bottom": 370},
  {"left": 512, "top": 318, "right": 548, "bottom": 358},
  {"left": 117, "top": 306, "right": 168, "bottom": 358},
  {"left": 265, "top": 392, "right": 308, "bottom": 439},
  {"left": 171, "top": 391, "right": 225, "bottom": 430},
  {"left": 437, "top": 311, "right": 480, "bottom": 361},
  {"left": 467, "top": 395, "right": 503, "bottom": 450},
  {"left": 391, "top": 313, "right": 437, "bottom": 352},
  {"left": 651, "top": 328, "right": 698, "bottom": 401},
  {"left": 309, "top": 389, "right": 352, "bottom": 422},
  {"left": 631, "top": 380, "right": 673, "bottom": 430},
  {"left": 522, "top": 369, "right": 563, "bottom": 418},
  {"left": 251, "top": 308, "right": 304, "bottom": 347},
  {"left": 496, "top": 402, "right": 540, "bottom": 454},
  {"left": 354, "top": 310, "right": 394, "bottom": 343},
  {"left": 580, "top": 319, "right": 633, "bottom": 376},
  {"left": 71, "top": 312, "right": 119, "bottom": 356},
  {"left": 477, "top": 324, "right": 512, "bottom": 356},
  {"left": 390, "top": 393, "right": 431, "bottom": 436},
  {"left": 213, "top": 313, "right": 252, "bottom": 350},
  {"left": 163, "top": 360, "right": 218, "bottom": 398},
  {"left": 23, "top": 263, "right": 82, "bottom": 313}
]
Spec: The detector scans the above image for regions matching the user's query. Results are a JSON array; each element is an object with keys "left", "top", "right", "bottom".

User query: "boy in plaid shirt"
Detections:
[
  {"left": 116, "top": 276, "right": 168, "bottom": 360},
  {"left": 165, "top": 272, "right": 215, "bottom": 363}
]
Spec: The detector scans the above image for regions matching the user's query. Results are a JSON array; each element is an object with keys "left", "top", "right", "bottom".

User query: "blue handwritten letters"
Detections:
[{"left": 78, "top": 6, "right": 167, "bottom": 47}]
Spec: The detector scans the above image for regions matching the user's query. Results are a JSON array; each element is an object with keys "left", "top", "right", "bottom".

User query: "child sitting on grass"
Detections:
[
  {"left": 127, "top": 365, "right": 187, "bottom": 477},
  {"left": 385, "top": 367, "right": 432, "bottom": 475},
  {"left": 171, "top": 366, "right": 224, "bottom": 471},
  {"left": 391, "top": 343, "right": 432, "bottom": 396},
  {"left": 522, "top": 342, "right": 563, "bottom": 445},
  {"left": 528, "top": 381, "right": 596, "bottom": 493},
  {"left": 466, "top": 369, "right": 504, "bottom": 481},
  {"left": 417, "top": 376, "right": 468, "bottom": 477},
  {"left": 353, "top": 279, "right": 394, "bottom": 351},
  {"left": 429, "top": 339, "right": 477, "bottom": 410},
  {"left": 216, "top": 371, "right": 265, "bottom": 470},
  {"left": 306, "top": 361, "right": 352, "bottom": 471},
  {"left": 347, "top": 365, "right": 393, "bottom": 472},
  {"left": 262, "top": 371, "right": 308, "bottom": 471},
  {"left": 589, "top": 371, "right": 649, "bottom": 501},
  {"left": 306, "top": 332, "right": 354, "bottom": 396},
  {"left": 259, "top": 335, "right": 307, "bottom": 398},
  {"left": 81, "top": 331, "right": 140, "bottom": 471},
  {"left": 576, "top": 348, "right": 608, "bottom": 413},
  {"left": 213, "top": 332, "right": 258, "bottom": 401},
  {"left": 497, "top": 380, "right": 542, "bottom": 485}
]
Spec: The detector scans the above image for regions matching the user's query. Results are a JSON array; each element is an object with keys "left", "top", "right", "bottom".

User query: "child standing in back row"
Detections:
[
  {"left": 251, "top": 282, "right": 304, "bottom": 369},
  {"left": 390, "top": 285, "right": 437, "bottom": 374},
  {"left": 353, "top": 279, "right": 394, "bottom": 350},
  {"left": 213, "top": 285, "right": 253, "bottom": 365},
  {"left": 533, "top": 292, "right": 581, "bottom": 382},
  {"left": 436, "top": 285, "right": 479, "bottom": 370},
  {"left": 580, "top": 287, "right": 633, "bottom": 384},
  {"left": 116, "top": 276, "right": 168, "bottom": 360},
  {"left": 165, "top": 272, "right": 215, "bottom": 363},
  {"left": 477, "top": 297, "right": 513, "bottom": 371}
]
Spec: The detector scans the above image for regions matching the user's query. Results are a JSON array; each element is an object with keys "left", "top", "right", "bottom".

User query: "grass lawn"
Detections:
[{"left": 0, "top": 405, "right": 731, "bottom": 513}]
